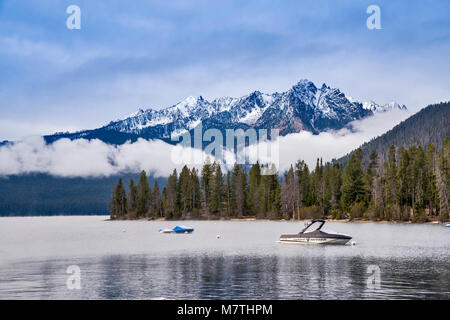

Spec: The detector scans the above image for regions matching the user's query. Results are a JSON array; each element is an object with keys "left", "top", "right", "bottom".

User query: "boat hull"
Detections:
[
  {"left": 174, "top": 230, "right": 193, "bottom": 234},
  {"left": 278, "top": 237, "right": 351, "bottom": 245},
  {"left": 159, "top": 229, "right": 175, "bottom": 234}
]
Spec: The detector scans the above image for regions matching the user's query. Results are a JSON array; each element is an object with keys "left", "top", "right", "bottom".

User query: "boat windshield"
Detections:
[
  {"left": 303, "top": 224, "right": 321, "bottom": 233},
  {"left": 302, "top": 220, "right": 325, "bottom": 233}
]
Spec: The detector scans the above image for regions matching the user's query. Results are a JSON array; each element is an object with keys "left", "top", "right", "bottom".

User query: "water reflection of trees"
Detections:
[{"left": 91, "top": 254, "right": 449, "bottom": 299}]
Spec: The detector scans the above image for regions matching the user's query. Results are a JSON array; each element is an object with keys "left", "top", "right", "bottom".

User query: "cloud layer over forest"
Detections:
[{"left": 0, "top": 110, "right": 411, "bottom": 178}]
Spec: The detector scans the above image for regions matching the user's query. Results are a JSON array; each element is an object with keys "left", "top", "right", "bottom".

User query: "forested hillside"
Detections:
[
  {"left": 111, "top": 139, "right": 449, "bottom": 222},
  {"left": 336, "top": 102, "right": 449, "bottom": 165}
]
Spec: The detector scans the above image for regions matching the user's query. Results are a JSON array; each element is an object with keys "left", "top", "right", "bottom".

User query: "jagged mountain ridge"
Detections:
[{"left": 44, "top": 79, "right": 406, "bottom": 145}]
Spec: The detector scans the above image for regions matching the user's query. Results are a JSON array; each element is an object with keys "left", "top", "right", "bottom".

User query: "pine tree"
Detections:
[
  {"left": 397, "top": 146, "right": 411, "bottom": 219},
  {"left": 146, "top": 186, "right": 154, "bottom": 217},
  {"left": 166, "top": 169, "right": 178, "bottom": 219},
  {"left": 266, "top": 164, "right": 281, "bottom": 218},
  {"left": 190, "top": 168, "right": 202, "bottom": 213},
  {"left": 425, "top": 144, "right": 438, "bottom": 217},
  {"left": 224, "top": 171, "right": 232, "bottom": 217},
  {"left": 412, "top": 146, "right": 427, "bottom": 220},
  {"left": 383, "top": 145, "right": 398, "bottom": 220},
  {"left": 271, "top": 171, "right": 281, "bottom": 217},
  {"left": 201, "top": 157, "right": 213, "bottom": 216},
  {"left": 136, "top": 170, "right": 151, "bottom": 217},
  {"left": 209, "top": 162, "right": 224, "bottom": 214},
  {"left": 372, "top": 172, "right": 384, "bottom": 219},
  {"left": 257, "top": 174, "right": 267, "bottom": 218},
  {"left": 247, "top": 162, "right": 261, "bottom": 215},
  {"left": 127, "top": 178, "right": 137, "bottom": 213},
  {"left": 330, "top": 163, "right": 342, "bottom": 211},
  {"left": 280, "top": 165, "right": 298, "bottom": 219},
  {"left": 231, "top": 163, "right": 247, "bottom": 217},
  {"left": 178, "top": 165, "right": 192, "bottom": 216},
  {"left": 238, "top": 166, "right": 248, "bottom": 217},
  {"left": 230, "top": 163, "right": 240, "bottom": 216},
  {"left": 366, "top": 151, "right": 383, "bottom": 219},
  {"left": 295, "top": 160, "right": 309, "bottom": 208},
  {"left": 162, "top": 186, "right": 170, "bottom": 219},
  {"left": 340, "top": 148, "right": 366, "bottom": 214},
  {"left": 313, "top": 158, "right": 326, "bottom": 214},
  {"left": 109, "top": 178, "right": 127, "bottom": 219},
  {"left": 152, "top": 181, "right": 163, "bottom": 218},
  {"left": 365, "top": 151, "right": 378, "bottom": 205}
]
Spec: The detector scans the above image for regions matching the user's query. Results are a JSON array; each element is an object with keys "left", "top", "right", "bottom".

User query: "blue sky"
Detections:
[{"left": 1, "top": 0, "right": 449, "bottom": 140}]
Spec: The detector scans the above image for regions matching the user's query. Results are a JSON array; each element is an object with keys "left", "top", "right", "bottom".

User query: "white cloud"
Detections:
[
  {"left": 273, "top": 109, "right": 412, "bottom": 171},
  {"left": 0, "top": 110, "right": 411, "bottom": 177},
  {"left": 0, "top": 137, "right": 216, "bottom": 178}
]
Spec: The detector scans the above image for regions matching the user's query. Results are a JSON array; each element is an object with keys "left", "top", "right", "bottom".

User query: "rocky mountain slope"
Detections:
[{"left": 44, "top": 79, "right": 406, "bottom": 145}]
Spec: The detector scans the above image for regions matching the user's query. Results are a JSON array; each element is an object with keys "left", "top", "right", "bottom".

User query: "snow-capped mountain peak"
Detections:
[
  {"left": 174, "top": 95, "right": 200, "bottom": 111},
  {"left": 46, "top": 79, "right": 407, "bottom": 145}
]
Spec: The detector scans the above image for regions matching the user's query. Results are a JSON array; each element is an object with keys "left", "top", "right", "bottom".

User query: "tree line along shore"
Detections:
[{"left": 109, "top": 139, "right": 449, "bottom": 223}]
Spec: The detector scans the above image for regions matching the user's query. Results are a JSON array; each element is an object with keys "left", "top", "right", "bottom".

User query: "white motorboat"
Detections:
[{"left": 279, "top": 219, "right": 352, "bottom": 245}]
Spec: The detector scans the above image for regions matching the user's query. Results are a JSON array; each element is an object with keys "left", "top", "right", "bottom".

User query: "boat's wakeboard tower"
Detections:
[{"left": 299, "top": 219, "right": 326, "bottom": 234}]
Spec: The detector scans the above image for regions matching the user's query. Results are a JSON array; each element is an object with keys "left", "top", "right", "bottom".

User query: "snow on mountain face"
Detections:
[
  {"left": 47, "top": 79, "right": 407, "bottom": 144},
  {"left": 108, "top": 95, "right": 216, "bottom": 136}
]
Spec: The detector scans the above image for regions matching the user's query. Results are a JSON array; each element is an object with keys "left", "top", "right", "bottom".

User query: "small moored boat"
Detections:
[
  {"left": 279, "top": 219, "right": 351, "bottom": 245},
  {"left": 159, "top": 226, "right": 194, "bottom": 234}
]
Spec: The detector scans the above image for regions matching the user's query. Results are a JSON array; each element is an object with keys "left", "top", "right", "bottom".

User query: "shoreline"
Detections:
[
  {"left": 107, "top": 217, "right": 448, "bottom": 225},
  {"left": 1, "top": 215, "right": 444, "bottom": 225}
]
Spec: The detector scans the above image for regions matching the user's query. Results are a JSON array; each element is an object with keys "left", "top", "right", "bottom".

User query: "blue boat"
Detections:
[
  {"left": 173, "top": 226, "right": 194, "bottom": 233},
  {"left": 159, "top": 226, "right": 194, "bottom": 234}
]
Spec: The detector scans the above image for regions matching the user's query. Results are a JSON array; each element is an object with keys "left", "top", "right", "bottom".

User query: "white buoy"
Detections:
[
  {"left": 351, "top": 241, "right": 356, "bottom": 246},
  {"left": 122, "top": 229, "right": 126, "bottom": 233},
  {"left": 216, "top": 235, "right": 221, "bottom": 239}
]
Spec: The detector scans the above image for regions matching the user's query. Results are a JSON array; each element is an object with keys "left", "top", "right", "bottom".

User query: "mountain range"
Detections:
[{"left": 44, "top": 79, "right": 407, "bottom": 145}]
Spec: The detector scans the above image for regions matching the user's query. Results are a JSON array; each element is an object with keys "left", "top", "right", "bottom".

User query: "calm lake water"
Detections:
[{"left": 0, "top": 216, "right": 448, "bottom": 299}]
